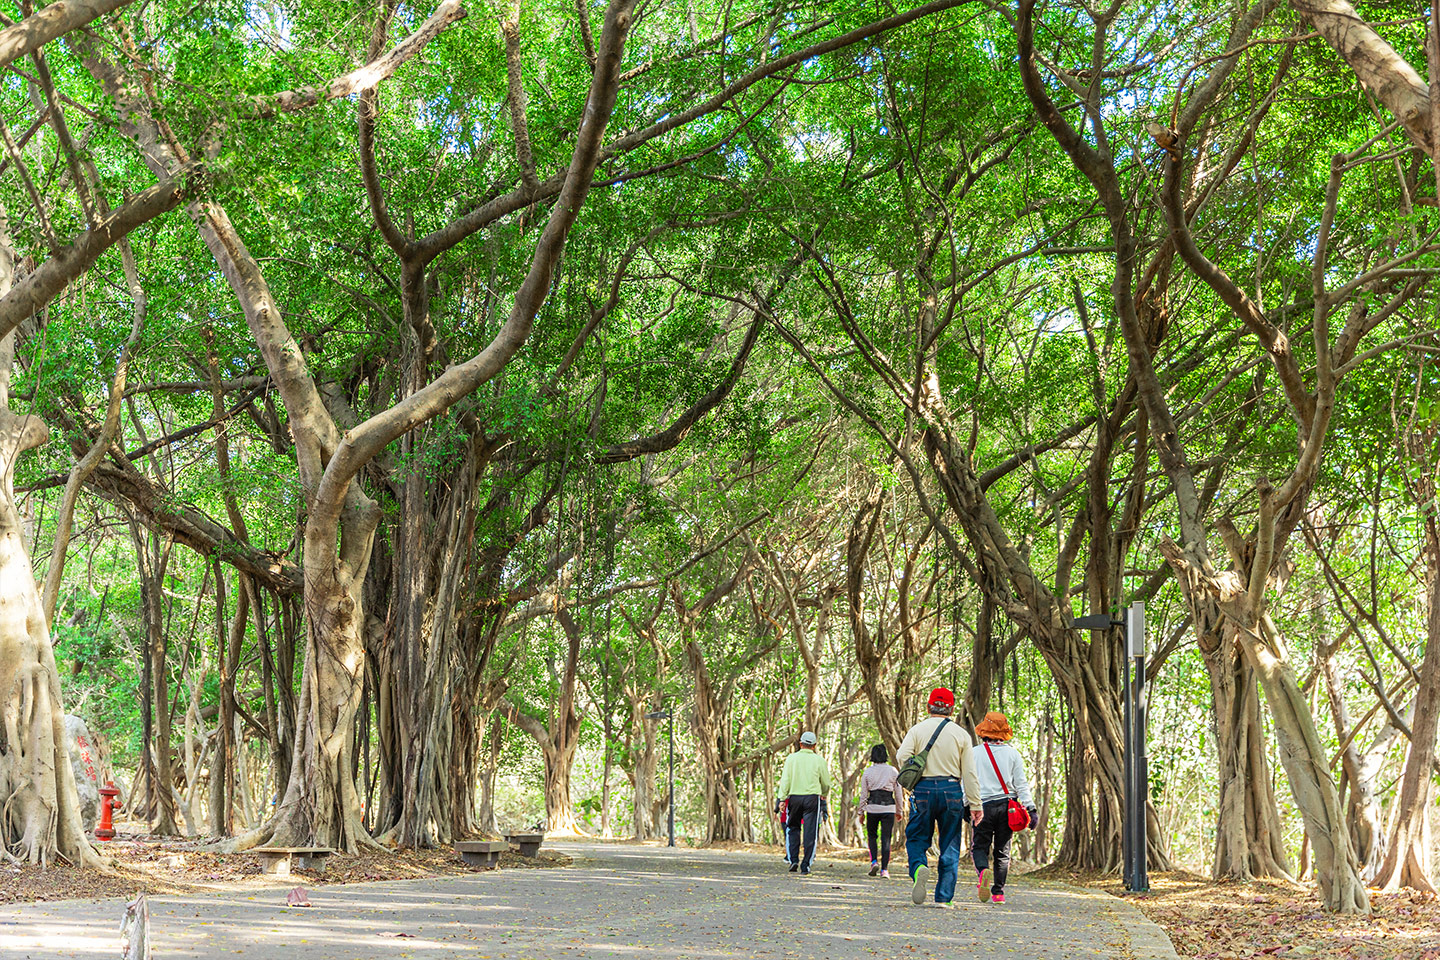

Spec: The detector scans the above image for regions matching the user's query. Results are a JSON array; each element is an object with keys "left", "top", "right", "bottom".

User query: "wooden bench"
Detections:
[
  {"left": 455, "top": 840, "right": 508, "bottom": 869},
  {"left": 505, "top": 833, "right": 545, "bottom": 858},
  {"left": 255, "top": 847, "right": 334, "bottom": 876}
]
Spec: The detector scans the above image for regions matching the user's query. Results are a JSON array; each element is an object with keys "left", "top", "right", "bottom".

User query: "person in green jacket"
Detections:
[{"left": 778, "top": 731, "right": 831, "bottom": 874}]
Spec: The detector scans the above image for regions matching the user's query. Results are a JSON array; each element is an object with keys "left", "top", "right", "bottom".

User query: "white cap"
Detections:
[{"left": 799, "top": 731, "right": 817, "bottom": 745}]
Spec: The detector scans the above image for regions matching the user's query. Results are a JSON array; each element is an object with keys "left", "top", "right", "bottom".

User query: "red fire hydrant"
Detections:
[{"left": 96, "top": 782, "right": 119, "bottom": 841}]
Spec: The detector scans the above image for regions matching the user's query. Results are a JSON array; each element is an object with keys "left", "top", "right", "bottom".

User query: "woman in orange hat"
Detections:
[{"left": 971, "top": 711, "right": 1035, "bottom": 904}]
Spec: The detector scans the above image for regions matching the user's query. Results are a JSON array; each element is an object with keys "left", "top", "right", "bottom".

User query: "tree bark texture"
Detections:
[
  {"left": 130, "top": 520, "right": 178, "bottom": 836},
  {"left": 1205, "top": 627, "right": 1292, "bottom": 880},
  {"left": 1292, "top": 0, "right": 1432, "bottom": 150},
  {"left": 687, "top": 636, "right": 746, "bottom": 842},
  {"left": 0, "top": 223, "right": 103, "bottom": 865},
  {"left": 0, "top": 403, "right": 103, "bottom": 865},
  {"left": 1321, "top": 654, "right": 1387, "bottom": 881},
  {"left": 1375, "top": 463, "right": 1440, "bottom": 892}
]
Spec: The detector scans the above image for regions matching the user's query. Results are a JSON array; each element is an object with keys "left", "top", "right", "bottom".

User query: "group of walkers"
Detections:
[{"left": 775, "top": 687, "right": 1036, "bottom": 906}]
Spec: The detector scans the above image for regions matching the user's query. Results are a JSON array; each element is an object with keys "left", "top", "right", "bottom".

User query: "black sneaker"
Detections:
[
  {"left": 800, "top": 866, "right": 811, "bottom": 875},
  {"left": 789, "top": 862, "right": 799, "bottom": 872}
]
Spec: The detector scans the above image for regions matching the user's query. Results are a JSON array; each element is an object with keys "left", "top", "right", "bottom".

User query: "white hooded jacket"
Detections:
[{"left": 974, "top": 741, "right": 1032, "bottom": 806}]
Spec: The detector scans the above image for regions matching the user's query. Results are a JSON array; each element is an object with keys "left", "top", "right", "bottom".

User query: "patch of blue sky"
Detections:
[
  {"left": 1043, "top": 1, "right": 1238, "bottom": 140},
  {"left": 785, "top": 128, "right": 847, "bottom": 163},
  {"left": 241, "top": 0, "right": 297, "bottom": 53},
  {"left": 1037, "top": 305, "right": 1080, "bottom": 335},
  {"left": 407, "top": 88, "right": 500, "bottom": 159}
]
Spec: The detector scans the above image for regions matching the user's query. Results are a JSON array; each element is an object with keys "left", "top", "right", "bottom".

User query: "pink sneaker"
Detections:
[
  {"left": 976, "top": 867, "right": 990, "bottom": 903},
  {"left": 880, "top": 869, "right": 890, "bottom": 878},
  {"left": 992, "top": 894, "right": 1005, "bottom": 904}
]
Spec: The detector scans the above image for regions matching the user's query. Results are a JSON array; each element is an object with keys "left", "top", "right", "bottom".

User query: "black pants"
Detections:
[
  {"left": 786, "top": 794, "right": 820, "bottom": 869},
  {"left": 865, "top": 812, "right": 895, "bottom": 869},
  {"left": 971, "top": 798, "right": 1014, "bottom": 894}
]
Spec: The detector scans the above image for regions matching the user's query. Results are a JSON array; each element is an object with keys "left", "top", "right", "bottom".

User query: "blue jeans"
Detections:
[{"left": 904, "top": 778, "right": 967, "bottom": 903}]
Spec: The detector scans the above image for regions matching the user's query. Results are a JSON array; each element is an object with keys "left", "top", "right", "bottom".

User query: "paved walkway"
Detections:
[{"left": 0, "top": 842, "right": 1175, "bottom": 959}]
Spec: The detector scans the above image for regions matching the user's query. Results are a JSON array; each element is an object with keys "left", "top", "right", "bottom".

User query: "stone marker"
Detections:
[{"left": 64, "top": 715, "right": 101, "bottom": 832}]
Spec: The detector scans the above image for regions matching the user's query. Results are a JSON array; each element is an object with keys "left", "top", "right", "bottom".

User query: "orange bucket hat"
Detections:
[{"left": 975, "top": 711, "right": 1013, "bottom": 742}]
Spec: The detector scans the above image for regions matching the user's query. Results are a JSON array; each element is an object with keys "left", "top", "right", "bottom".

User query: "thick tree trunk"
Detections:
[
  {"left": 448, "top": 695, "right": 476, "bottom": 840},
  {"left": 131, "top": 522, "right": 179, "bottom": 836},
  {"left": 503, "top": 705, "right": 584, "bottom": 836},
  {"left": 476, "top": 712, "right": 503, "bottom": 837},
  {"left": 1374, "top": 511, "right": 1440, "bottom": 893},
  {"left": 503, "top": 607, "right": 585, "bottom": 836},
  {"left": 1245, "top": 618, "right": 1368, "bottom": 911},
  {"left": 686, "top": 639, "right": 744, "bottom": 842},
  {"left": 1206, "top": 628, "right": 1292, "bottom": 880},
  {"left": 962, "top": 594, "right": 1000, "bottom": 731},
  {"left": 542, "top": 740, "right": 582, "bottom": 835},
  {"left": 0, "top": 238, "right": 103, "bottom": 865},
  {"left": 212, "top": 568, "right": 248, "bottom": 837},
  {"left": 1048, "top": 663, "right": 1124, "bottom": 871},
  {"left": 268, "top": 560, "right": 379, "bottom": 852},
  {"left": 631, "top": 698, "right": 658, "bottom": 840},
  {"left": 389, "top": 433, "right": 483, "bottom": 848},
  {"left": 391, "top": 421, "right": 433, "bottom": 845},
  {"left": 1162, "top": 538, "right": 1366, "bottom": 910},
  {"left": 1321, "top": 653, "right": 1386, "bottom": 880},
  {"left": 0, "top": 407, "right": 104, "bottom": 866}
]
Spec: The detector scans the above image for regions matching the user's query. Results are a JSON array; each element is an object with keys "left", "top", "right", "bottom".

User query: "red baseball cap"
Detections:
[{"left": 928, "top": 687, "right": 955, "bottom": 709}]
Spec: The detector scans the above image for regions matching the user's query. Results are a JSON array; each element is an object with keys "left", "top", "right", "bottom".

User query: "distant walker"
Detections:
[{"left": 777, "top": 730, "right": 831, "bottom": 875}]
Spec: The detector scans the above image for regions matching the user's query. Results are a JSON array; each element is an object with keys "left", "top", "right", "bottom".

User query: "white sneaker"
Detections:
[{"left": 911, "top": 864, "right": 930, "bottom": 905}]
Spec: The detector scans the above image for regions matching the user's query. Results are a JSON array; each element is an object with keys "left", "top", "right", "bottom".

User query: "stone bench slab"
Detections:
[
  {"left": 255, "top": 847, "right": 334, "bottom": 876},
  {"left": 505, "top": 833, "right": 545, "bottom": 858},
  {"left": 455, "top": 840, "right": 508, "bottom": 869}
]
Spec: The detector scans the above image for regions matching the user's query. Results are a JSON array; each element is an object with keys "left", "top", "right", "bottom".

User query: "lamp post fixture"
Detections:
[
  {"left": 1072, "top": 601, "right": 1149, "bottom": 893},
  {"left": 646, "top": 708, "right": 675, "bottom": 847}
]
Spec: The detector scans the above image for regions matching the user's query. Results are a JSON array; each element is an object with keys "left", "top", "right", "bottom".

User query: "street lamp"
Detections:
[
  {"left": 645, "top": 708, "right": 675, "bottom": 847},
  {"left": 1072, "top": 601, "right": 1149, "bottom": 893}
]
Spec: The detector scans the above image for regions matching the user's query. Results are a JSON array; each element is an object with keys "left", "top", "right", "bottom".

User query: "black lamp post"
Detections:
[
  {"left": 1072, "top": 601, "right": 1149, "bottom": 893},
  {"left": 646, "top": 708, "right": 675, "bottom": 847}
]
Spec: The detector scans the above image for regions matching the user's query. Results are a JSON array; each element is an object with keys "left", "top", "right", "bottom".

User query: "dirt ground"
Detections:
[
  {"left": 1041, "top": 867, "right": 1440, "bottom": 960},
  {"left": 2, "top": 830, "right": 570, "bottom": 905}
]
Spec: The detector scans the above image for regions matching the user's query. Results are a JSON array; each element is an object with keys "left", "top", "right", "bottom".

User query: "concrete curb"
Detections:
[
  {"left": 1022, "top": 879, "right": 1180, "bottom": 959},
  {"left": 1102, "top": 893, "right": 1182, "bottom": 959}
]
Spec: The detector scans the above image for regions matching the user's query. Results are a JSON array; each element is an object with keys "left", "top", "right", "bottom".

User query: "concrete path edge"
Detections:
[
  {"left": 1006, "top": 877, "right": 1180, "bottom": 959},
  {"left": 1093, "top": 887, "right": 1181, "bottom": 959}
]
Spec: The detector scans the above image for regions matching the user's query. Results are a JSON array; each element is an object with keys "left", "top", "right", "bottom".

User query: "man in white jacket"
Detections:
[{"left": 971, "top": 711, "right": 1037, "bottom": 903}]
